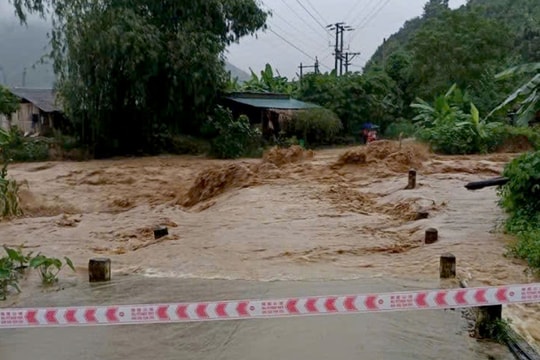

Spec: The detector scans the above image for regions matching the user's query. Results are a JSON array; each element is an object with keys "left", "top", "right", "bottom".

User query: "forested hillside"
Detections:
[{"left": 365, "top": 0, "right": 540, "bottom": 116}]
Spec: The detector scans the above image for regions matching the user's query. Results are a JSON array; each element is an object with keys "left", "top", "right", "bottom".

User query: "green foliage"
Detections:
[
  {"left": 284, "top": 108, "right": 343, "bottom": 147},
  {"left": 507, "top": 229, "right": 540, "bottom": 271},
  {"left": 0, "top": 86, "right": 19, "bottom": 116},
  {"left": 407, "top": 9, "right": 512, "bottom": 112},
  {"left": 412, "top": 85, "right": 504, "bottom": 154},
  {"left": 383, "top": 120, "right": 417, "bottom": 139},
  {"left": 298, "top": 72, "right": 401, "bottom": 135},
  {"left": 0, "top": 246, "right": 75, "bottom": 299},
  {"left": 491, "top": 62, "right": 540, "bottom": 126},
  {"left": 0, "top": 128, "right": 24, "bottom": 218},
  {"left": 0, "top": 255, "right": 20, "bottom": 300},
  {"left": 12, "top": 0, "right": 268, "bottom": 157},
  {"left": 29, "top": 254, "right": 75, "bottom": 285},
  {"left": 241, "top": 64, "right": 297, "bottom": 95},
  {"left": 204, "top": 106, "right": 261, "bottom": 159},
  {"left": 366, "top": 0, "right": 540, "bottom": 118},
  {"left": 3, "top": 246, "right": 32, "bottom": 270},
  {"left": 1, "top": 127, "right": 50, "bottom": 162},
  {"left": 499, "top": 151, "right": 540, "bottom": 216},
  {"left": 499, "top": 151, "right": 540, "bottom": 271}
]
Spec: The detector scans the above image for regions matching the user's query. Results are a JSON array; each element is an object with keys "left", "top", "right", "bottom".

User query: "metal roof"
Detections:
[
  {"left": 9, "top": 88, "right": 62, "bottom": 113},
  {"left": 225, "top": 96, "right": 320, "bottom": 110}
]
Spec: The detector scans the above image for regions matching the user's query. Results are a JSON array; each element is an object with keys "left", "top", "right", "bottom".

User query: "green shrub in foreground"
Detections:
[
  {"left": 204, "top": 106, "right": 262, "bottom": 159},
  {"left": 499, "top": 150, "right": 540, "bottom": 270},
  {"left": 383, "top": 120, "right": 417, "bottom": 139},
  {"left": 285, "top": 108, "right": 343, "bottom": 147}
]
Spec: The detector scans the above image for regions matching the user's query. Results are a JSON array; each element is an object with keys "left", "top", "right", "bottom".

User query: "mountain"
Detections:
[
  {"left": 366, "top": 0, "right": 540, "bottom": 70},
  {"left": 225, "top": 63, "right": 250, "bottom": 83},
  {"left": 0, "top": 20, "right": 250, "bottom": 88}
]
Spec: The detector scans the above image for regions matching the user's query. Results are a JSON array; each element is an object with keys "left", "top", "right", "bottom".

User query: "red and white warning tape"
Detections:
[{"left": 1, "top": 283, "right": 539, "bottom": 329}]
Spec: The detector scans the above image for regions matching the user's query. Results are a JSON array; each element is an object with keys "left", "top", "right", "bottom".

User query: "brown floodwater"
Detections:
[
  {"left": 0, "top": 276, "right": 513, "bottom": 360},
  {"left": 0, "top": 141, "right": 538, "bottom": 355}
]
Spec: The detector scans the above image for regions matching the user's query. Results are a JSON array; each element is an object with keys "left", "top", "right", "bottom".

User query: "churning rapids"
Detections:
[{"left": 0, "top": 141, "right": 537, "bottom": 359}]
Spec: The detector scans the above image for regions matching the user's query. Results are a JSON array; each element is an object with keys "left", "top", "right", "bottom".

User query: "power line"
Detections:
[
  {"left": 294, "top": 0, "right": 329, "bottom": 34},
  {"left": 268, "top": 11, "right": 325, "bottom": 48},
  {"left": 352, "top": 0, "right": 390, "bottom": 30},
  {"left": 345, "top": 0, "right": 378, "bottom": 26},
  {"left": 278, "top": 0, "right": 328, "bottom": 38},
  {"left": 349, "top": 0, "right": 392, "bottom": 43},
  {"left": 304, "top": 0, "right": 328, "bottom": 26},
  {"left": 267, "top": 29, "right": 332, "bottom": 70}
]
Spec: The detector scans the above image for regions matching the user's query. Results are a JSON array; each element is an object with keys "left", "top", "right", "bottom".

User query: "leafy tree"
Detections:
[
  {"left": 298, "top": 71, "right": 401, "bottom": 136},
  {"left": 491, "top": 62, "right": 540, "bottom": 126},
  {"left": 0, "top": 86, "right": 18, "bottom": 116},
  {"left": 407, "top": 9, "right": 512, "bottom": 112},
  {"left": 203, "top": 106, "right": 261, "bottom": 159},
  {"left": 284, "top": 108, "right": 342, "bottom": 147},
  {"left": 11, "top": 0, "right": 268, "bottom": 156},
  {"left": 422, "top": 0, "right": 450, "bottom": 18}
]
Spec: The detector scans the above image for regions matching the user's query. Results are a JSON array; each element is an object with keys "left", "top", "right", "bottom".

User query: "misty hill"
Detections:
[{"left": 0, "top": 20, "right": 250, "bottom": 88}]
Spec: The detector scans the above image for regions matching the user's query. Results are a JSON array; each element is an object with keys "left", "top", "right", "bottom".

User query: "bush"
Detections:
[
  {"left": 412, "top": 85, "right": 505, "bottom": 154},
  {"left": 204, "top": 106, "right": 262, "bottom": 159},
  {"left": 384, "top": 120, "right": 417, "bottom": 139},
  {"left": 491, "top": 126, "right": 540, "bottom": 152},
  {"left": 284, "top": 108, "right": 342, "bottom": 147},
  {"left": 507, "top": 229, "right": 540, "bottom": 270},
  {"left": 4, "top": 127, "right": 50, "bottom": 162},
  {"left": 0, "top": 129, "right": 24, "bottom": 218},
  {"left": 499, "top": 151, "right": 540, "bottom": 271},
  {"left": 499, "top": 151, "right": 540, "bottom": 217}
]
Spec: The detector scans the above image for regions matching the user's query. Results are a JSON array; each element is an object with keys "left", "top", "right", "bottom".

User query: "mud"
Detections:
[
  {"left": 262, "top": 145, "right": 314, "bottom": 166},
  {"left": 0, "top": 141, "right": 538, "bottom": 352}
]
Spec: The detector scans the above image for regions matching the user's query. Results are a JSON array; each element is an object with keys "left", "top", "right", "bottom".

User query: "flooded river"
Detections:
[
  {"left": 0, "top": 277, "right": 512, "bottom": 359},
  {"left": 0, "top": 142, "right": 538, "bottom": 356}
]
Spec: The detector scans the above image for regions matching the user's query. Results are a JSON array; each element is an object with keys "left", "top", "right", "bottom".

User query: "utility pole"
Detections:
[
  {"left": 344, "top": 52, "right": 361, "bottom": 74},
  {"left": 0, "top": 66, "right": 6, "bottom": 85},
  {"left": 326, "top": 22, "right": 353, "bottom": 76},
  {"left": 22, "top": 67, "right": 27, "bottom": 87},
  {"left": 298, "top": 57, "right": 321, "bottom": 82}
]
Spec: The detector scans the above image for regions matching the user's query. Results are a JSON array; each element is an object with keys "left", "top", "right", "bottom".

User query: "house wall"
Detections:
[{"left": 0, "top": 102, "right": 53, "bottom": 134}]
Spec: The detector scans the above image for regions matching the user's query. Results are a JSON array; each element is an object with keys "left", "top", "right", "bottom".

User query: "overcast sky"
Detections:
[
  {"left": 1, "top": 0, "right": 467, "bottom": 79},
  {"left": 227, "top": 0, "right": 467, "bottom": 77}
]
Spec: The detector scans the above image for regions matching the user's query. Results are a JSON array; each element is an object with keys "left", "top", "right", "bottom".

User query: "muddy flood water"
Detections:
[{"left": 1, "top": 141, "right": 539, "bottom": 358}]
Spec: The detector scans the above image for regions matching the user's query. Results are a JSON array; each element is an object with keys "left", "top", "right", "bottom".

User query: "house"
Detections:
[
  {"left": 221, "top": 92, "right": 320, "bottom": 137},
  {"left": 0, "top": 88, "right": 65, "bottom": 135}
]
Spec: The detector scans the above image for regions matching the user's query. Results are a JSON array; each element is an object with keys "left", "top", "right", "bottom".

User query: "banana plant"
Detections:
[
  {"left": 241, "top": 63, "right": 297, "bottom": 95},
  {"left": 491, "top": 62, "right": 540, "bottom": 126}
]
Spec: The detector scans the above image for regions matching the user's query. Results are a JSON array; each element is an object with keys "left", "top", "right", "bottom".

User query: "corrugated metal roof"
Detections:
[
  {"left": 9, "top": 88, "right": 62, "bottom": 113},
  {"left": 225, "top": 96, "right": 320, "bottom": 110}
]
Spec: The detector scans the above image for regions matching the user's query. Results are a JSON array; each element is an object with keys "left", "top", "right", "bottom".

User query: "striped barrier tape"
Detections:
[{"left": 1, "top": 283, "right": 540, "bottom": 329}]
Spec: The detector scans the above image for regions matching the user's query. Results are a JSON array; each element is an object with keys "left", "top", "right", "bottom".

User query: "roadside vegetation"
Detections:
[
  {"left": 496, "top": 63, "right": 540, "bottom": 272},
  {"left": 0, "top": 245, "right": 75, "bottom": 300}
]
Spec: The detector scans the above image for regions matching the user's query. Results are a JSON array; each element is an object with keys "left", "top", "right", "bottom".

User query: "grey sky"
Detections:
[
  {"left": 227, "top": 0, "right": 467, "bottom": 77},
  {"left": 1, "top": 0, "right": 467, "bottom": 79}
]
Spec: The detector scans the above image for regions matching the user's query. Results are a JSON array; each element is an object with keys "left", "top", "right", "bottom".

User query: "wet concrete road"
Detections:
[{"left": 0, "top": 276, "right": 513, "bottom": 360}]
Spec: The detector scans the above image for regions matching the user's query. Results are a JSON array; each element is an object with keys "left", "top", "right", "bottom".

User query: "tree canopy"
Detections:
[
  {"left": 0, "top": 86, "right": 19, "bottom": 117},
  {"left": 10, "top": 0, "right": 267, "bottom": 156}
]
